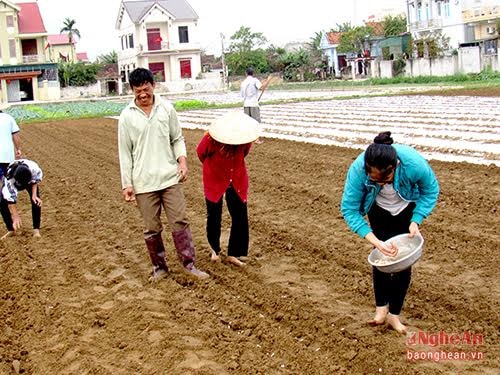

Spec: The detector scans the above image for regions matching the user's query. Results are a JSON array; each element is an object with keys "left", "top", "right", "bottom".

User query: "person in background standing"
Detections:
[
  {"left": 118, "top": 68, "right": 209, "bottom": 281},
  {"left": 341, "top": 131, "right": 439, "bottom": 334},
  {"left": 197, "top": 111, "right": 259, "bottom": 267},
  {"left": 0, "top": 104, "right": 22, "bottom": 179},
  {"left": 240, "top": 68, "right": 271, "bottom": 144}
]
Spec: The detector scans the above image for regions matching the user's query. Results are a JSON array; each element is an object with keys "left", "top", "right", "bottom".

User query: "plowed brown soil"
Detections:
[{"left": 0, "top": 110, "right": 498, "bottom": 374}]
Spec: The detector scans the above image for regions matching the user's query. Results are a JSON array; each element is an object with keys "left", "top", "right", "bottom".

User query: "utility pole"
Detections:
[{"left": 220, "top": 33, "right": 228, "bottom": 90}]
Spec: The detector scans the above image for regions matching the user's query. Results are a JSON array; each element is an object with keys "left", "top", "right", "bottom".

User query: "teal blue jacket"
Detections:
[{"left": 341, "top": 144, "right": 439, "bottom": 238}]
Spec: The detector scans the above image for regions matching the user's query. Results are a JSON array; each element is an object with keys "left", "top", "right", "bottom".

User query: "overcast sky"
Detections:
[{"left": 35, "top": 0, "right": 406, "bottom": 60}]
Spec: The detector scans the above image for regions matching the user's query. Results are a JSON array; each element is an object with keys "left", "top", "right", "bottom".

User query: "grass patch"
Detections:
[{"left": 263, "top": 71, "right": 500, "bottom": 91}]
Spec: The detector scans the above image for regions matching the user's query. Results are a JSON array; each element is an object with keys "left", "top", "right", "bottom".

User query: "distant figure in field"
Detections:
[
  {"left": 0, "top": 159, "right": 43, "bottom": 239},
  {"left": 196, "top": 111, "right": 259, "bottom": 267},
  {"left": 341, "top": 131, "right": 439, "bottom": 334},
  {"left": 118, "top": 67, "right": 209, "bottom": 281},
  {"left": 240, "top": 67, "right": 271, "bottom": 144}
]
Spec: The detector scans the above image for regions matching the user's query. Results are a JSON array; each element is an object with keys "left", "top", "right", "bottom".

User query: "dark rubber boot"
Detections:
[
  {"left": 172, "top": 228, "right": 209, "bottom": 279},
  {"left": 144, "top": 233, "right": 168, "bottom": 274}
]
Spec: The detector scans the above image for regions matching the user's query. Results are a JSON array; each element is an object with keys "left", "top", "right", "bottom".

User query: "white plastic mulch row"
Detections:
[{"left": 178, "top": 95, "right": 500, "bottom": 166}]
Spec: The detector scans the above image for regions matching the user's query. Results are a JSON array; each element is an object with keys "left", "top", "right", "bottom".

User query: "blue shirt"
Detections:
[{"left": 341, "top": 144, "right": 440, "bottom": 238}]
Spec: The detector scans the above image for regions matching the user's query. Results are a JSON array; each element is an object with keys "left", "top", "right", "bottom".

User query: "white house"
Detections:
[
  {"left": 320, "top": 32, "right": 345, "bottom": 77},
  {"left": 115, "top": 0, "right": 202, "bottom": 92},
  {"left": 406, "top": 0, "right": 499, "bottom": 51}
]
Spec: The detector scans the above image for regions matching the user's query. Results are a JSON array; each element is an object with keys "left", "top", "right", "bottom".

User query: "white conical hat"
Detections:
[{"left": 208, "top": 111, "right": 260, "bottom": 145}]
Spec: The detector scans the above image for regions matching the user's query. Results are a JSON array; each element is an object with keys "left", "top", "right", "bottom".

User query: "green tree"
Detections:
[
  {"left": 337, "top": 25, "right": 373, "bottom": 54},
  {"left": 382, "top": 15, "right": 407, "bottom": 37},
  {"left": 308, "top": 31, "right": 324, "bottom": 66},
  {"left": 60, "top": 18, "right": 81, "bottom": 43},
  {"left": 410, "top": 31, "right": 450, "bottom": 58},
  {"left": 280, "top": 49, "right": 311, "bottom": 81},
  {"left": 226, "top": 26, "right": 269, "bottom": 75},
  {"left": 331, "top": 22, "right": 352, "bottom": 33},
  {"left": 58, "top": 61, "right": 100, "bottom": 87},
  {"left": 229, "top": 26, "right": 267, "bottom": 53},
  {"left": 96, "top": 51, "right": 118, "bottom": 64},
  {"left": 226, "top": 50, "right": 268, "bottom": 75},
  {"left": 265, "top": 44, "right": 286, "bottom": 73}
]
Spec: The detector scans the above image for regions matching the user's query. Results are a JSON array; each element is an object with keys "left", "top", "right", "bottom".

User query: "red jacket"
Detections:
[{"left": 196, "top": 133, "right": 252, "bottom": 203}]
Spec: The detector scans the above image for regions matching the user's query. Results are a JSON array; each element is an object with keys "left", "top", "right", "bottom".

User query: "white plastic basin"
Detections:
[{"left": 368, "top": 233, "right": 424, "bottom": 273}]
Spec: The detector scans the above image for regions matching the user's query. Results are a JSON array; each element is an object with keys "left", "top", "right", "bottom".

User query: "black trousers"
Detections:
[
  {"left": 205, "top": 185, "right": 249, "bottom": 257},
  {"left": 0, "top": 184, "right": 41, "bottom": 231},
  {"left": 367, "top": 202, "right": 416, "bottom": 315}
]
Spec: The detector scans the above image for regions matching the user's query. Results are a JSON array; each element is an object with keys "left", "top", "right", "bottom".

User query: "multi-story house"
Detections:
[
  {"left": 46, "top": 34, "right": 77, "bottom": 63},
  {"left": 115, "top": 0, "right": 202, "bottom": 92},
  {"left": 461, "top": 0, "right": 499, "bottom": 54},
  {"left": 0, "top": 0, "right": 59, "bottom": 104},
  {"left": 407, "top": 0, "right": 499, "bottom": 51}
]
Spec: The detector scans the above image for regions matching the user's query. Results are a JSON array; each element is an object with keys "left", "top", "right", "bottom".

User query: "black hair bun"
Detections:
[{"left": 374, "top": 131, "right": 394, "bottom": 145}]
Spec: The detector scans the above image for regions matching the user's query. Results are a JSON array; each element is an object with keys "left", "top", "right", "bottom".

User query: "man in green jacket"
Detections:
[{"left": 118, "top": 68, "right": 208, "bottom": 281}]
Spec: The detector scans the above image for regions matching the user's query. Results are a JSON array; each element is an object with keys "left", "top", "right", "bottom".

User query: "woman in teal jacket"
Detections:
[{"left": 341, "top": 131, "right": 439, "bottom": 334}]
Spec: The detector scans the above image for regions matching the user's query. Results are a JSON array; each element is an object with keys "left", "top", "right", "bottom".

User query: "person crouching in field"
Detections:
[
  {"left": 196, "top": 111, "right": 259, "bottom": 267},
  {"left": 341, "top": 131, "right": 439, "bottom": 334},
  {"left": 0, "top": 159, "right": 43, "bottom": 239},
  {"left": 118, "top": 68, "right": 209, "bottom": 281}
]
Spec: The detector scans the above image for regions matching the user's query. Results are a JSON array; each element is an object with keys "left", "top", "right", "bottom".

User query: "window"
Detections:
[
  {"left": 9, "top": 39, "right": 16, "bottom": 57},
  {"left": 147, "top": 28, "right": 162, "bottom": 51},
  {"left": 437, "top": 2, "right": 442, "bottom": 16},
  {"left": 6, "top": 15, "right": 14, "bottom": 27},
  {"left": 484, "top": 39, "right": 497, "bottom": 55},
  {"left": 128, "top": 34, "right": 134, "bottom": 49},
  {"left": 444, "top": 0, "right": 450, "bottom": 17},
  {"left": 178, "top": 26, "right": 189, "bottom": 43},
  {"left": 180, "top": 59, "right": 191, "bottom": 78},
  {"left": 121, "top": 35, "right": 125, "bottom": 50},
  {"left": 149, "top": 62, "right": 165, "bottom": 81}
]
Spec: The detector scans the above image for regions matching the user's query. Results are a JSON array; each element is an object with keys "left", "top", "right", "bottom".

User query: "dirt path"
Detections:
[{"left": 0, "top": 115, "right": 498, "bottom": 374}]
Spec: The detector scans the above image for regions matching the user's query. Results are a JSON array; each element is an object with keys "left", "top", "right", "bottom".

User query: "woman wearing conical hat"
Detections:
[{"left": 196, "top": 111, "right": 260, "bottom": 267}]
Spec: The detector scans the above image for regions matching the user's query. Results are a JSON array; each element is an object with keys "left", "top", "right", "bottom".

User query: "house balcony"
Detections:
[
  {"left": 462, "top": 6, "right": 499, "bottom": 22},
  {"left": 410, "top": 18, "right": 443, "bottom": 31},
  {"left": 22, "top": 54, "right": 47, "bottom": 64},
  {"left": 138, "top": 42, "right": 201, "bottom": 55}
]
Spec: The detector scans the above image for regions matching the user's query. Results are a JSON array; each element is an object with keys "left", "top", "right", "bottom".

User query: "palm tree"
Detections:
[
  {"left": 96, "top": 51, "right": 118, "bottom": 64},
  {"left": 60, "top": 18, "right": 81, "bottom": 44}
]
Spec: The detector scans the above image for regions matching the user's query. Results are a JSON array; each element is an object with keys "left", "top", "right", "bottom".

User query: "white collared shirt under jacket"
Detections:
[
  {"left": 118, "top": 95, "right": 187, "bottom": 194},
  {"left": 1, "top": 159, "right": 43, "bottom": 203}
]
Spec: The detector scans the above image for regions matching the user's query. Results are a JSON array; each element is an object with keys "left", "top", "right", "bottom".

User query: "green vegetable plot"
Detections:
[
  {"left": 5, "top": 101, "right": 127, "bottom": 122},
  {"left": 5, "top": 99, "right": 216, "bottom": 123}
]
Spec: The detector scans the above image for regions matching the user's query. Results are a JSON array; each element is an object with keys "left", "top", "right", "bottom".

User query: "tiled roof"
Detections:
[
  {"left": 76, "top": 52, "right": 89, "bottom": 62},
  {"left": 326, "top": 32, "right": 342, "bottom": 45},
  {"left": 18, "top": 2, "right": 46, "bottom": 34},
  {"left": 365, "top": 21, "right": 384, "bottom": 36},
  {"left": 96, "top": 63, "right": 119, "bottom": 79},
  {"left": 122, "top": 0, "right": 198, "bottom": 23},
  {"left": 47, "top": 34, "right": 72, "bottom": 45}
]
